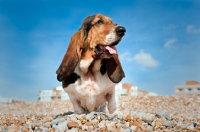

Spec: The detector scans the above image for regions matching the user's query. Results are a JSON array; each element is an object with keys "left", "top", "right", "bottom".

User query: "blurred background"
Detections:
[{"left": 0, "top": 0, "right": 200, "bottom": 102}]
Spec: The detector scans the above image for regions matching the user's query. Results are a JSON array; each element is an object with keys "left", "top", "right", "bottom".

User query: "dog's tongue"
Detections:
[{"left": 105, "top": 46, "right": 117, "bottom": 54}]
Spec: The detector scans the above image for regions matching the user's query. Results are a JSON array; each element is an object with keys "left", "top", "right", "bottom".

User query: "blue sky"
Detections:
[{"left": 0, "top": 0, "right": 200, "bottom": 101}]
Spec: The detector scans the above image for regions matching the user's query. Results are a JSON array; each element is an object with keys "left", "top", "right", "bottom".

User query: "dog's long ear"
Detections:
[
  {"left": 56, "top": 15, "right": 95, "bottom": 82},
  {"left": 106, "top": 54, "right": 125, "bottom": 83},
  {"left": 56, "top": 32, "right": 83, "bottom": 82}
]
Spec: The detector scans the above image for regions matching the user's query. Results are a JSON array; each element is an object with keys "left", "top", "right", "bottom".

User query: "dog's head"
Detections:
[
  {"left": 81, "top": 14, "right": 126, "bottom": 59},
  {"left": 56, "top": 14, "right": 125, "bottom": 83}
]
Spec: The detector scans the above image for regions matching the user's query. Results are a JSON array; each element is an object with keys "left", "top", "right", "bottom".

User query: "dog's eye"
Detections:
[{"left": 96, "top": 19, "right": 103, "bottom": 25}]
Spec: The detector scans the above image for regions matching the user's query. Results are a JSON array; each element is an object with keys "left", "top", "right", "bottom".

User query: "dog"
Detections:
[{"left": 56, "top": 14, "right": 126, "bottom": 114}]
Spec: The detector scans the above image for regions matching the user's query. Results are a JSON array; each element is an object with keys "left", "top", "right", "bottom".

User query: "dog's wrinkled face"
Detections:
[{"left": 83, "top": 14, "right": 126, "bottom": 59}]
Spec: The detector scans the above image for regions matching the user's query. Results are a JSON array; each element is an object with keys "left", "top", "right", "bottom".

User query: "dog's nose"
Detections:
[{"left": 115, "top": 26, "right": 126, "bottom": 36}]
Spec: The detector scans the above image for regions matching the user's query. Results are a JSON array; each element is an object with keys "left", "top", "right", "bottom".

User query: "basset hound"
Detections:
[{"left": 56, "top": 14, "right": 126, "bottom": 114}]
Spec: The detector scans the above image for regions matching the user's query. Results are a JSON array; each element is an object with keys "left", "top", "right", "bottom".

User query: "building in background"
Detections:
[
  {"left": 116, "top": 83, "right": 138, "bottom": 96},
  {"left": 0, "top": 96, "right": 24, "bottom": 106},
  {"left": 117, "top": 83, "right": 157, "bottom": 96},
  {"left": 38, "top": 86, "right": 69, "bottom": 102},
  {"left": 175, "top": 80, "right": 200, "bottom": 96}
]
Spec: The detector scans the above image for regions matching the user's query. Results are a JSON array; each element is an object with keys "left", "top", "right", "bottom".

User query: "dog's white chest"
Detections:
[
  {"left": 63, "top": 67, "right": 115, "bottom": 112},
  {"left": 64, "top": 79, "right": 105, "bottom": 112}
]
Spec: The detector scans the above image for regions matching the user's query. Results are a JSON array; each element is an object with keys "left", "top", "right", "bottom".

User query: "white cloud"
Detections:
[
  {"left": 186, "top": 25, "right": 200, "bottom": 34},
  {"left": 164, "top": 24, "right": 178, "bottom": 31},
  {"left": 164, "top": 38, "right": 177, "bottom": 49},
  {"left": 120, "top": 50, "right": 159, "bottom": 68},
  {"left": 119, "top": 52, "right": 132, "bottom": 61}
]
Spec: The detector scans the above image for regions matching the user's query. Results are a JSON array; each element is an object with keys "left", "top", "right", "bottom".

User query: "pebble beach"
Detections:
[{"left": 0, "top": 96, "right": 200, "bottom": 132}]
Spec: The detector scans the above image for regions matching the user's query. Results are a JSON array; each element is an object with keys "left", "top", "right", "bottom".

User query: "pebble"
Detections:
[
  {"left": 57, "top": 120, "right": 68, "bottom": 131},
  {"left": 174, "top": 125, "right": 182, "bottom": 131},
  {"left": 163, "top": 120, "right": 172, "bottom": 127},
  {"left": 85, "top": 112, "right": 95, "bottom": 120},
  {"left": 142, "top": 113, "right": 155, "bottom": 123},
  {"left": 156, "top": 110, "right": 166, "bottom": 118},
  {"left": 67, "top": 121, "right": 78, "bottom": 129},
  {"left": 68, "top": 128, "right": 79, "bottom": 132},
  {"left": 106, "top": 121, "right": 116, "bottom": 131},
  {"left": 0, "top": 126, "right": 4, "bottom": 131},
  {"left": 81, "top": 124, "right": 88, "bottom": 131},
  {"left": 130, "top": 125, "right": 137, "bottom": 131},
  {"left": 165, "top": 113, "right": 172, "bottom": 120}
]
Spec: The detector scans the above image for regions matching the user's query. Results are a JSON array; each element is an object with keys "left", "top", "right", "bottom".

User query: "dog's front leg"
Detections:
[
  {"left": 106, "top": 88, "right": 119, "bottom": 114},
  {"left": 70, "top": 98, "right": 85, "bottom": 114}
]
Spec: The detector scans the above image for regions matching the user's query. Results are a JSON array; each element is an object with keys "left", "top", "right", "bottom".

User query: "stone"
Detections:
[
  {"left": 42, "top": 116, "right": 53, "bottom": 122},
  {"left": 57, "top": 120, "right": 68, "bottom": 131},
  {"left": 163, "top": 120, "right": 172, "bottom": 127},
  {"left": 67, "top": 128, "right": 79, "bottom": 132},
  {"left": 165, "top": 113, "right": 172, "bottom": 120},
  {"left": 37, "top": 126, "right": 49, "bottom": 132},
  {"left": 195, "top": 124, "right": 200, "bottom": 131},
  {"left": 123, "top": 115, "right": 131, "bottom": 121},
  {"left": 187, "top": 123, "right": 195, "bottom": 130},
  {"left": 100, "top": 113, "right": 111, "bottom": 120},
  {"left": 172, "top": 115, "right": 183, "bottom": 122},
  {"left": 82, "top": 125, "right": 88, "bottom": 131},
  {"left": 85, "top": 112, "right": 95, "bottom": 120},
  {"left": 67, "top": 121, "right": 78, "bottom": 129},
  {"left": 132, "top": 111, "right": 145, "bottom": 119},
  {"left": 70, "top": 116, "right": 78, "bottom": 123},
  {"left": 7, "top": 127, "right": 19, "bottom": 132},
  {"left": 98, "top": 128, "right": 107, "bottom": 132},
  {"left": 75, "top": 114, "right": 86, "bottom": 120},
  {"left": 146, "top": 125, "right": 153, "bottom": 131},
  {"left": 76, "top": 120, "right": 82, "bottom": 126},
  {"left": 98, "top": 120, "right": 106, "bottom": 129},
  {"left": 180, "top": 123, "right": 187, "bottom": 129},
  {"left": 156, "top": 110, "right": 166, "bottom": 118},
  {"left": 116, "top": 122, "right": 123, "bottom": 129},
  {"left": 85, "top": 121, "right": 93, "bottom": 126},
  {"left": 151, "top": 120, "right": 156, "bottom": 127},
  {"left": 142, "top": 113, "right": 155, "bottom": 123},
  {"left": 31, "top": 120, "right": 42, "bottom": 129},
  {"left": 124, "top": 122, "right": 130, "bottom": 128},
  {"left": 21, "top": 124, "right": 32, "bottom": 131},
  {"left": 88, "top": 125, "right": 94, "bottom": 131},
  {"left": 155, "top": 119, "right": 165, "bottom": 130},
  {"left": 174, "top": 125, "right": 182, "bottom": 131},
  {"left": 0, "top": 126, "right": 4, "bottom": 131},
  {"left": 80, "top": 118, "right": 87, "bottom": 124},
  {"left": 33, "top": 128, "right": 44, "bottom": 132},
  {"left": 51, "top": 118, "right": 59, "bottom": 126},
  {"left": 117, "top": 114, "right": 123, "bottom": 120},
  {"left": 123, "top": 128, "right": 131, "bottom": 132},
  {"left": 130, "top": 126, "right": 137, "bottom": 131},
  {"left": 91, "top": 119, "right": 99, "bottom": 129},
  {"left": 106, "top": 121, "right": 116, "bottom": 131}
]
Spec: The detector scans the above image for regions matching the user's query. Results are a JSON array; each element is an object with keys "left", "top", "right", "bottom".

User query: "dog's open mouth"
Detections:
[
  {"left": 95, "top": 44, "right": 117, "bottom": 56},
  {"left": 94, "top": 40, "right": 120, "bottom": 57}
]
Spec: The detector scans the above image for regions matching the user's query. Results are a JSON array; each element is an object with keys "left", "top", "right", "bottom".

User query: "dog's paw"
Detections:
[{"left": 108, "top": 109, "right": 123, "bottom": 118}]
